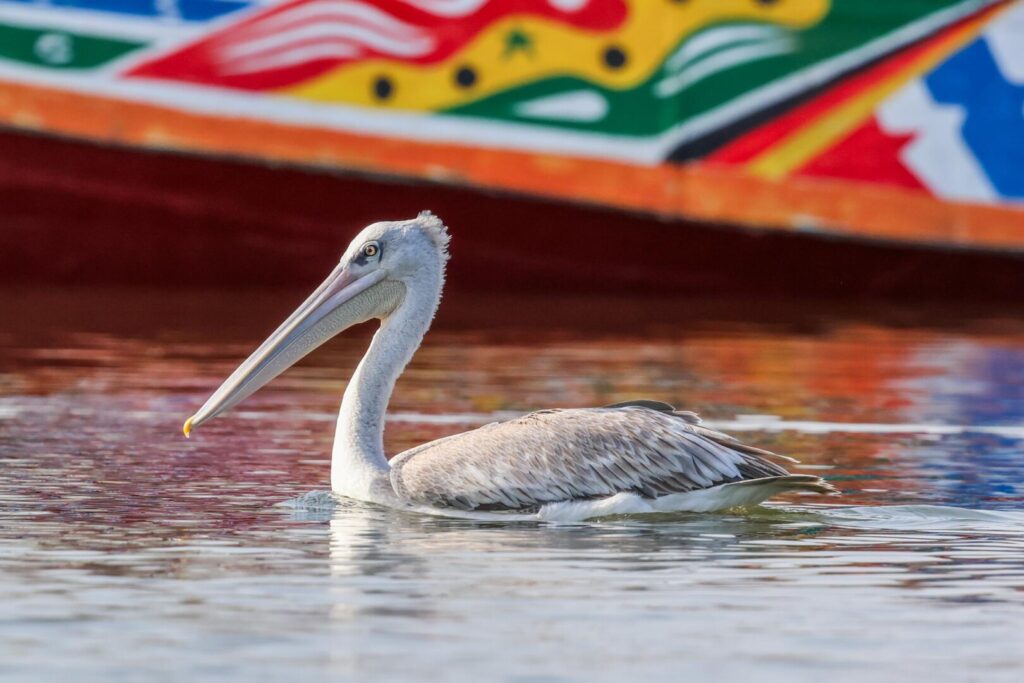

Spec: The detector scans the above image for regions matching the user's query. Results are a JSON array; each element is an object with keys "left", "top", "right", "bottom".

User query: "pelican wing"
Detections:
[{"left": 389, "top": 403, "right": 795, "bottom": 511}]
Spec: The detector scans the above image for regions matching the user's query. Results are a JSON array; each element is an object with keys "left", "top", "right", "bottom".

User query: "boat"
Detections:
[{"left": 1, "top": 0, "right": 1022, "bottom": 295}]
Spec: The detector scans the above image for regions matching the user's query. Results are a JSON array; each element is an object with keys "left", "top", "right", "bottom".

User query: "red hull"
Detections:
[{"left": 2, "top": 128, "right": 1024, "bottom": 299}]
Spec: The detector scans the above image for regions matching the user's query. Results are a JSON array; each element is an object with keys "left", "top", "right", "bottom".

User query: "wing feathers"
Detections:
[{"left": 390, "top": 404, "right": 818, "bottom": 511}]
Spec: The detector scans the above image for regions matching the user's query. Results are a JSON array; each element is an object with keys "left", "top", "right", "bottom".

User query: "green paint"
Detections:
[
  {"left": 447, "top": 0, "right": 982, "bottom": 137},
  {"left": 0, "top": 23, "right": 144, "bottom": 70},
  {"left": 503, "top": 28, "right": 535, "bottom": 59}
]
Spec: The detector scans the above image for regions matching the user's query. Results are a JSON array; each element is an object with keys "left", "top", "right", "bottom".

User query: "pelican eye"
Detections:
[{"left": 362, "top": 243, "right": 379, "bottom": 258}]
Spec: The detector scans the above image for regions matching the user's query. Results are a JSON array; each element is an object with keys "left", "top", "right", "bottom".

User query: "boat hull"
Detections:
[
  {"left": 2, "top": 0, "right": 1024, "bottom": 268},
  {"left": 3, "top": 127, "right": 1023, "bottom": 298}
]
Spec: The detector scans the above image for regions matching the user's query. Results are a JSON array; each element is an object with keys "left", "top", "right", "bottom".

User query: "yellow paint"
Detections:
[
  {"left": 286, "top": 0, "right": 828, "bottom": 110},
  {"left": 183, "top": 415, "right": 194, "bottom": 438},
  {"left": 746, "top": 8, "right": 998, "bottom": 181}
]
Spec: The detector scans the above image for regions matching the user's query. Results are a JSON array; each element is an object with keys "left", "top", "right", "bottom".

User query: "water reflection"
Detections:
[
  {"left": 2, "top": 288, "right": 1024, "bottom": 680},
  {"left": 311, "top": 499, "right": 1024, "bottom": 680}
]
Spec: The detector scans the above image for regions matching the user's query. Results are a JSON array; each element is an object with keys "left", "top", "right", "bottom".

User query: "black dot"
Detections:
[
  {"left": 603, "top": 46, "right": 627, "bottom": 69},
  {"left": 455, "top": 66, "right": 477, "bottom": 88},
  {"left": 373, "top": 76, "right": 393, "bottom": 100},
  {"left": 755, "top": 0, "right": 779, "bottom": 5}
]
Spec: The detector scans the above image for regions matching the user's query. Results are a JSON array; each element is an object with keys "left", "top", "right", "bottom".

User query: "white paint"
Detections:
[
  {"left": 34, "top": 33, "right": 74, "bottom": 66},
  {"left": 983, "top": 0, "right": 1024, "bottom": 84},
  {"left": 221, "top": 23, "right": 434, "bottom": 60},
  {"left": 0, "top": 3, "right": 203, "bottom": 41},
  {"left": 398, "top": 0, "right": 587, "bottom": 18},
  {"left": 656, "top": 37, "right": 796, "bottom": 98},
  {"left": 405, "top": 0, "right": 591, "bottom": 15},
  {"left": 222, "top": 43, "right": 361, "bottom": 75},
  {"left": 399, "top": 0, "right": 488, "bottom": 17},
  {"left": 248, "top": 1, "right": 426, "bottom": 40},
  {"left": 877, "top": 80, "right": 998, "bottom": 203},
  {"left": 155, "top": 0, "right": 181, "bottom": 21},
  {"left": 514, "top": 90, "right": 609, "bottom": 122},
  {"left": 549, "top": 0, "right": 589, "bottom": 11},
  {"left": 665, "top": 24, "right": 785, "bottom": 73}
]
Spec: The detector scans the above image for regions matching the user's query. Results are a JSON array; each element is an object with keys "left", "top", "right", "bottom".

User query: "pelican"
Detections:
[{"left": 184, "top": 212, "right": 835, "bottom": 518}]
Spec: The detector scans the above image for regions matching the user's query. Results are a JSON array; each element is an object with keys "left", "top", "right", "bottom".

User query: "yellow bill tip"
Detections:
[{"left": 183, "top": 415, "right": 195, "bottom": 438}]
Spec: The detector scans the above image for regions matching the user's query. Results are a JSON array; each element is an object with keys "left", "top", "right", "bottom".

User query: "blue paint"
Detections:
[
  {"left": 926, "top": 38, "right": 1024, "bottom": 200},
  {"left": 1, "top": 0, "right": 253, "bottom": 22}
]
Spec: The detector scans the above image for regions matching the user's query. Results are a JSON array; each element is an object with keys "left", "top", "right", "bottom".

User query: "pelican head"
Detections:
[{"left": 184, "top": 211, "right": 449, "bottom": 436}]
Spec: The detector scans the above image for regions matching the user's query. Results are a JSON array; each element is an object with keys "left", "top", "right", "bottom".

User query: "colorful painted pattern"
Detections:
[
  {"left": 713, "top": 0, "right": 1024, "bottom": 205},
  {"left": 0, "top": 0, "right": 1021, "bottom": 247},
  {"left": 0, "top": 0, "right": 257, "bottom": 69},
  {"left": 0, "top": 21, "right": 143, "bottom": 69},
  {"left": 5, "top": 0, "right": 253, "bottom": 22}
]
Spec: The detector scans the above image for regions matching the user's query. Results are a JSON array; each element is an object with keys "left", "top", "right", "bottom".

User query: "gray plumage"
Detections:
[{"left": 390, "top": 401, "right": 835, "bottom": 511}]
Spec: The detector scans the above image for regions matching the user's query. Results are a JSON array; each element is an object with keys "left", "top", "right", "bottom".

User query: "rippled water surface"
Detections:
[{"left": 2, "top": 289, "right": 1024, "bottom": 682}]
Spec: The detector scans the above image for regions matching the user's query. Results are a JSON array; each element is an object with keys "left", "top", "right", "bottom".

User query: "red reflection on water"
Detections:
[{"left": 3, "top": 287, "right": 1024, "bottom": 538}]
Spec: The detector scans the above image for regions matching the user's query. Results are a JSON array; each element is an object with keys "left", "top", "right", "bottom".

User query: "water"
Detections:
[{"left": 2, "top": 288, "right": 1023, "bottom": 682}]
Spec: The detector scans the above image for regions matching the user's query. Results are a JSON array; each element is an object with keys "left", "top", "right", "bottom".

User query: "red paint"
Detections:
[
  {"left": 128, "top": 0, "right": 627, "bottom": 90},
  {"left": 796, "top": 116, "right": 926, "bottom": 190}
]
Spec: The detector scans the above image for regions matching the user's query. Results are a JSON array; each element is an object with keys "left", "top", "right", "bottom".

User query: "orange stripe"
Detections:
[{"left": 1, "top": 79, "right": 1023, "bottom": 252}]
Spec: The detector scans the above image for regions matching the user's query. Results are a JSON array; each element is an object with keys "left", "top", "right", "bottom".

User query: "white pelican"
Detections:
[{"left": 184, "top": 212, "right": 836, "bottom": 518}]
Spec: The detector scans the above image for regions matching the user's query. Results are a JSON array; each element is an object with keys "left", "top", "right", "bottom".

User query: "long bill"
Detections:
[{"left": 183, "top": 265, "right": 389, "bottom": 437}]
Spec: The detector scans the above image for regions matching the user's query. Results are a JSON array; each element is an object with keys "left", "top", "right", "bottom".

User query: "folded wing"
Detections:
[{"left": 389, "top": 403, "right": 799, "bottom": 511}]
